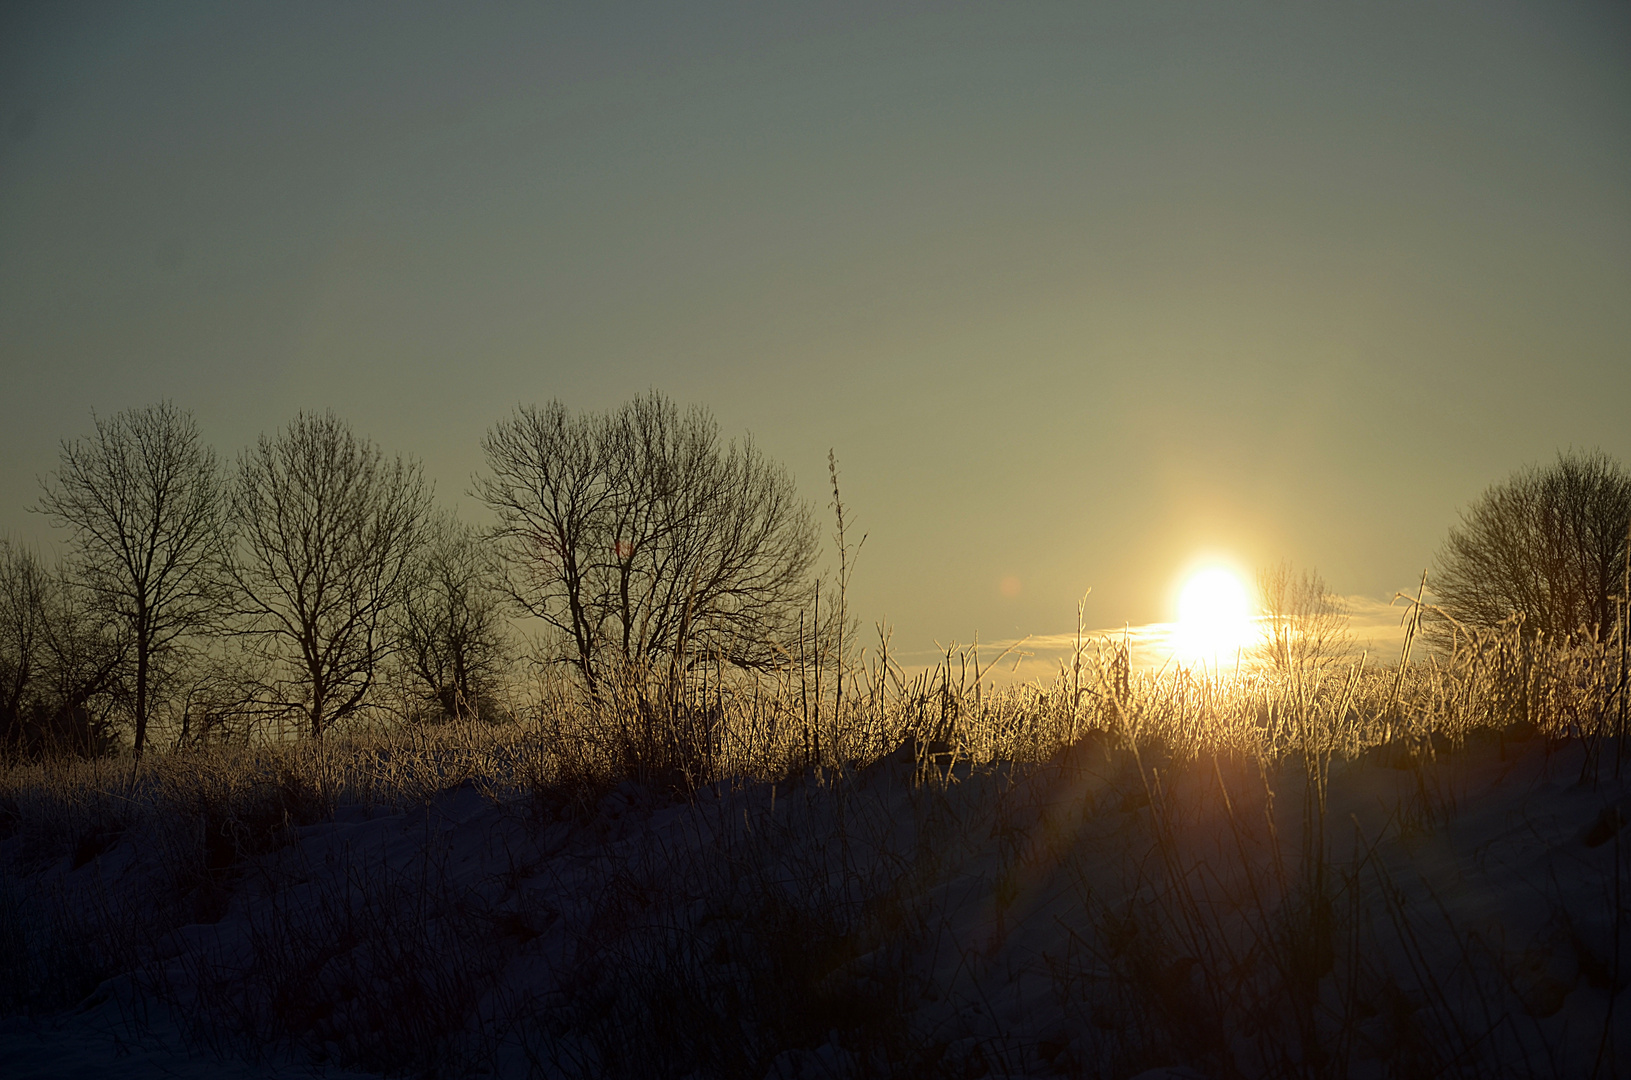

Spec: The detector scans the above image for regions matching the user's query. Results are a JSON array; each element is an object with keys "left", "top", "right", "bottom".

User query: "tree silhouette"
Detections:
[
  {"left": 476, "top": 393, "right": 817, "bottom": 694},
  {"left": 227, "top": 412, "right": 430, "bottom": 738},
  {"left": 36, "top": 403, "right": 223, "bottom": 757},
  {"left": 0, "top": 540, "right": 51, "bottom": 750},
  {"left": 1432, "top": 450, "right": 1631, "bottom": 645},
  {"left": 395, "top": 515, "right": 511, "bottom": 721},
  {"left": 1255, "top": 560, "right": 1350, "bottom": 673}
]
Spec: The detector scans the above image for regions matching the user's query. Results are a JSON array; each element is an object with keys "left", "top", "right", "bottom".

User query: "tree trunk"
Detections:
[
  {"left": 133, "top": 626, "right": 150, "bottom": 759},
  {"left": 310, "top": 666, "right": 326, "bottom": 739}
]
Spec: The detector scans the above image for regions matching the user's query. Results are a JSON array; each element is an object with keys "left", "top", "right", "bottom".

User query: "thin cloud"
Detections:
[{"left": 881, "top": 592, "right": 1424, "bottom": 685}]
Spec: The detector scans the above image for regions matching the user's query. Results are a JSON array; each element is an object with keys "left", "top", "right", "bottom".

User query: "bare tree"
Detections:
[
  {"left": 395, "top": 514, "right": 511, "bottom": 721},
  {"left": 476, "top": 401, "right": 609, "bottom": 690},
  {"left": 1432, "top": 450, "right": 1631, "bottom": 645},
  {"left": 476, "top": 393, "right": 817, "bottom": 694},
  {"left": 33, "top": 569, "right": 129, "bottom": 755},
  {"left": 0, "top": 540, "right": 49, "bottom": 750},
  {"left": 227, "top": 412, "right": 430, "bottom": 738},
  {"left": 1255, "top": 560, "right": 1351, "bottom": 673},
  {"left": 36, "top": 403, "right": 223, "bottom": 757},
  {"left": 0, "top": 540, "right": 128, "bottom": 756}
]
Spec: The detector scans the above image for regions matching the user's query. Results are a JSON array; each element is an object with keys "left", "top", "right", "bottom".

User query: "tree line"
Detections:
[
  {"left": 2, "top": 392, "right": 1627, "bottom": 760},
  {"left": 2, "top": 394, "right": 817, "bottom": 758}
]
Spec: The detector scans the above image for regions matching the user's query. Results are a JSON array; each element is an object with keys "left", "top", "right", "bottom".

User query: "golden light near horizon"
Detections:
[{"left": 1172, "top": 566, "right": 1261, "bottom": 664}]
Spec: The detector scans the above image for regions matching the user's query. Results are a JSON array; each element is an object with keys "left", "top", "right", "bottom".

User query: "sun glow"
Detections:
[{"left": 1172, "top": 567, "right": 1260, "bottom": 663}]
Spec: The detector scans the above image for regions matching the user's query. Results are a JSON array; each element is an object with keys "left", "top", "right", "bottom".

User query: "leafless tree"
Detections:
[
  {"left": 1255, "top": 560, "right": 1351, "bottom": 673},
  {"left": 476, "top": 393, "right": 817, "bottom": 694},
  {"left": 395, "top": 514, "right": 511, "bottom": 721},
  {"left": 0, "top": 541, "right": 128, "bottom": 756},
  {"left": 1432, "top": 450, "right": 1631, "bottom": 645},
  {"left": 227, "top": 412, "right": 430, "bottom": 738},
  {"left": 36, "top": 403, "right": 223, "bottom": 757},
  {"left": 33, "top": 570, "right": 129, "bottom": 755},
  {"left": 0, "top": 540, "right": 49, "bottom": 750}
]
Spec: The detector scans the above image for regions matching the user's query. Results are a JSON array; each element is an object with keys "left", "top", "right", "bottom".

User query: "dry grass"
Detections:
[{"left": 1, "top": 615, "right": 1627, "bottom": 1078}]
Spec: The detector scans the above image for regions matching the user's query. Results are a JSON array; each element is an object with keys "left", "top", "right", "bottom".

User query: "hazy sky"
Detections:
[{"left": 2, "top": 1, "right": 1628, "bottom": 665}]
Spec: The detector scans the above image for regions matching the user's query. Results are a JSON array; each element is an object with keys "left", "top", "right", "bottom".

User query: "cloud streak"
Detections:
[{"left": 885, "top": 592, "right": 1423, "bottom": 685}]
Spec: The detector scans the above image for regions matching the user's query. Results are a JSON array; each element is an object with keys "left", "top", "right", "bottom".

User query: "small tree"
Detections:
[
  {"left": 36, "top": 403, "right": 223, "bottom": 757},
  {"left": 1255, "top": 561, "right": 1351, "bottom": 673},
  {"left": 395, "top": 515, "right": 511, "bottom": 721},
  {"left": 0, "top": 540, "right": 48, "bottom": 750},
  {"left": 0, "top": 541, "right": 127, "bottom": 757},
  {"left": 33, "top": 570, "right": 129, "bottom": 756},
  {"left": 476, "top": 393, "right": 817, "bottom": 694},
  {"left": 1432, "top": 450, "right": 1631, "bottom": 645},
  {"left": 228, "top": 412, "right": 430, "bottom": 738}
]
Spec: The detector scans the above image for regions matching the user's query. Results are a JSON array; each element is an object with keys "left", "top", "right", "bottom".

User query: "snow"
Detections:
[{"left": 3, "top": 729, "right": 1628, "bottom": 1078}]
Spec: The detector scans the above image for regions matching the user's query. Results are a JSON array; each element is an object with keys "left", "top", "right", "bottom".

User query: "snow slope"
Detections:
[{"left": 4, "top": 729, "right": 1628, "bottom": 1078}]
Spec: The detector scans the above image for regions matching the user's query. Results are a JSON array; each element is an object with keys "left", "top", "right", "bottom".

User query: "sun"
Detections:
[{"left": 1172, "top": 566, "right": 1259, "bottom": 663}]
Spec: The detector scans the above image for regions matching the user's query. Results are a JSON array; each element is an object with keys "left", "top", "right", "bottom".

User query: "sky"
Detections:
[{"left": 2, "top": 1, "right": 1628, "bottom": 671}]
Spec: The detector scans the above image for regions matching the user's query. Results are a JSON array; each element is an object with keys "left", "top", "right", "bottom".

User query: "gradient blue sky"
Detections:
[{"left": 2, "top": 1, "right": 1627, "bottom": 663}]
